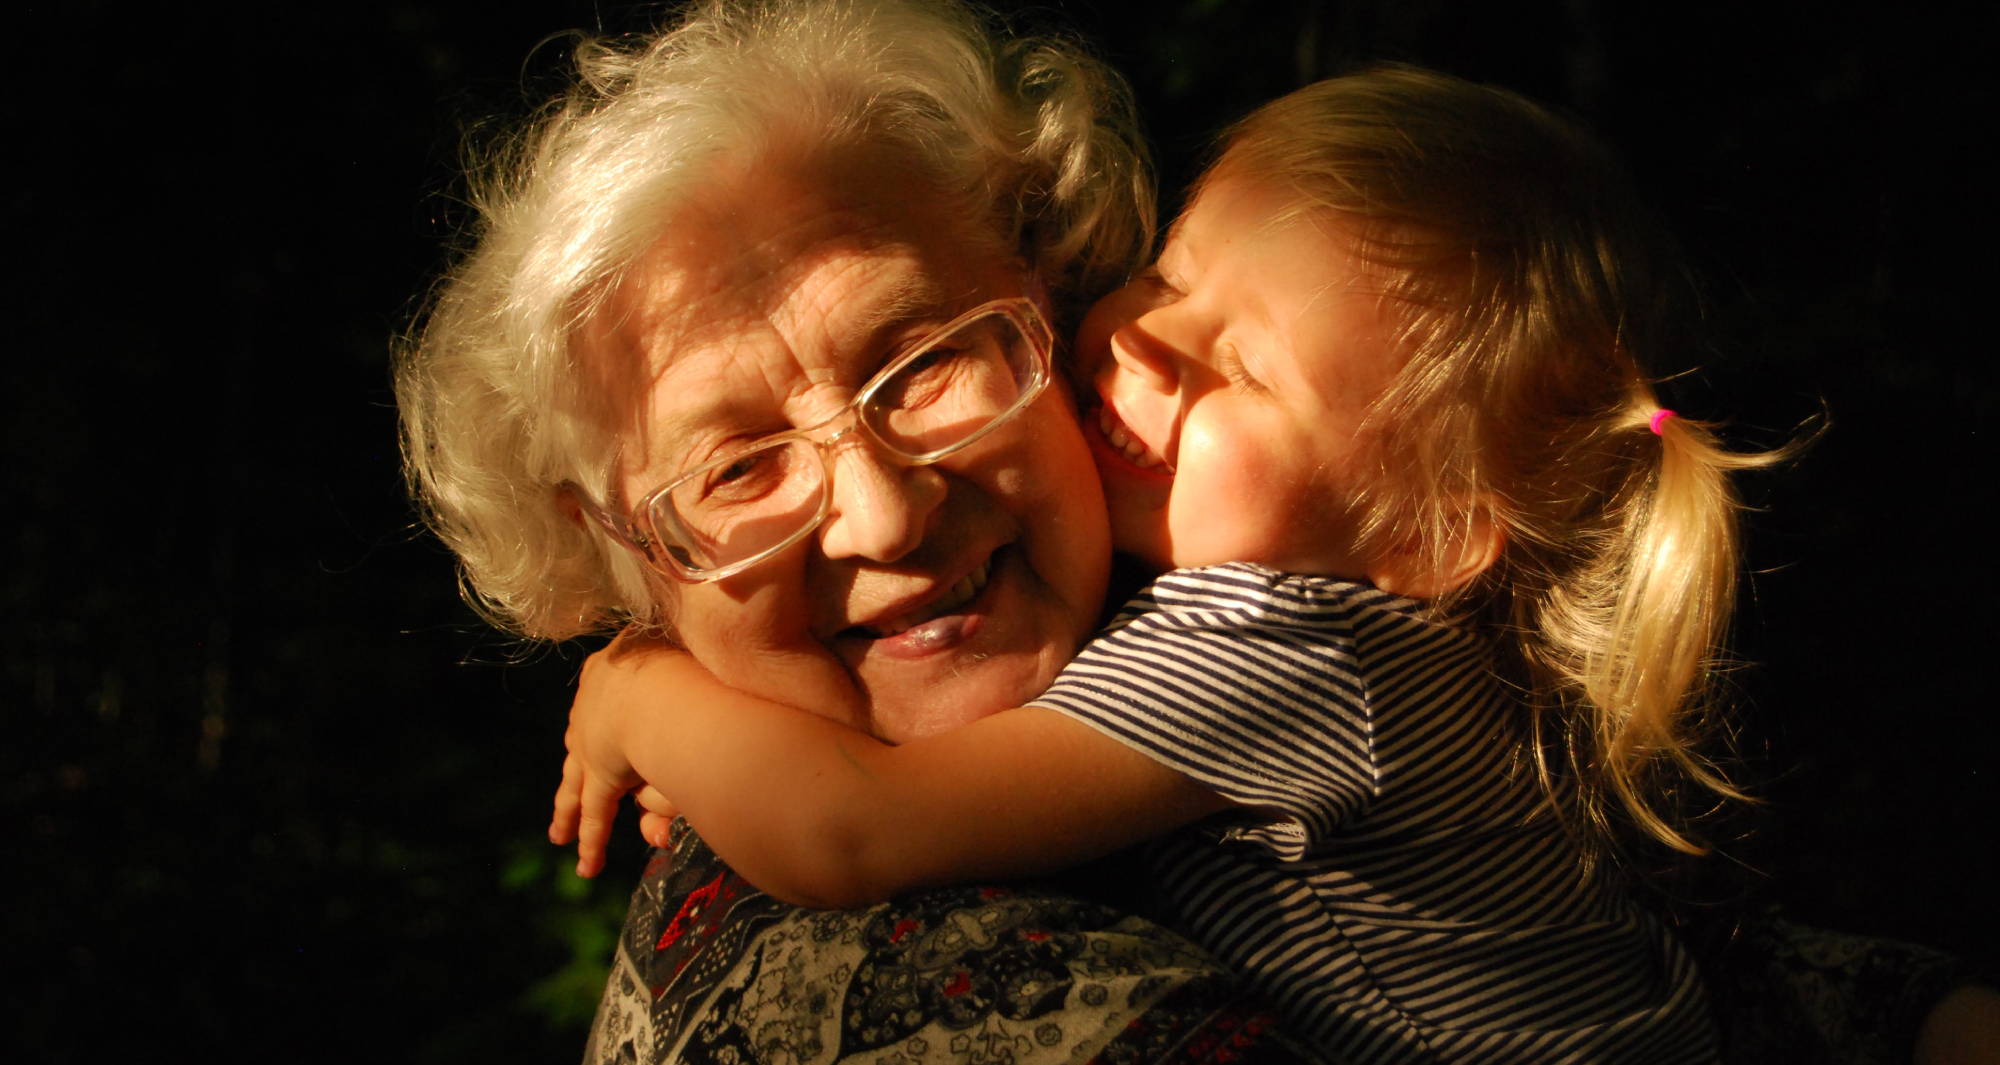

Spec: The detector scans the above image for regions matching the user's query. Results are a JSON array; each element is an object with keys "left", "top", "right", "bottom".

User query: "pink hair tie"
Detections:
[{"left": 1648, "top": 409, "right": 1677, "bottom": 435}]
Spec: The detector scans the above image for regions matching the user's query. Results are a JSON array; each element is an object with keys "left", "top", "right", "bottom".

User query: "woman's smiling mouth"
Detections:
[
  {"left": 833, "top": 551, "right": 1004, "bottom": 660},
  {"left": 862, "top": 555, "right": 995, "bottom": 637}
]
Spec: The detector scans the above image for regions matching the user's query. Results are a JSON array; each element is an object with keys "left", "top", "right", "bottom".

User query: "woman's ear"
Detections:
[
  {"left": 555, "top": 484, "right": 589, "bottom": 530},
  {"left": 1367, "top": 504, "right": 1504, "bottom": 600}
]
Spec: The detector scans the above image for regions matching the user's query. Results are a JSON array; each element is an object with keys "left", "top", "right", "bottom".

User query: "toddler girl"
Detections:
[{"left": 555, "top": 66, "right": 1780, "bottom": 1062}]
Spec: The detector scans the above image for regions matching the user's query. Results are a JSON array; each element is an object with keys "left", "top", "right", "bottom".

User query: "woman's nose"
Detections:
[{"left": 816, "top": 443, "right": 947, "bottom": 563}]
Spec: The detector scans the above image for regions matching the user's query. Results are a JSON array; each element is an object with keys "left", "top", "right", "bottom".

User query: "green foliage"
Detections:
[{"left": 503, "top": 834, "right": 635, "bottom": 1030}]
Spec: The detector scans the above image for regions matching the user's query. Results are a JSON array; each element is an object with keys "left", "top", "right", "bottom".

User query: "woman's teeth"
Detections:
[
  {"left": 869, "top": 557, "right": 993, "bottom": 637},
  {"left": 1097, "top": 406, "right": 1172, "bottom": 472}
]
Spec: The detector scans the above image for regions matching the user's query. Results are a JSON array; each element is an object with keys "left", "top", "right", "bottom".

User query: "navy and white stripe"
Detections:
[{"left": 1031, "top": 563, "right": 1716, "bottom": 1064}]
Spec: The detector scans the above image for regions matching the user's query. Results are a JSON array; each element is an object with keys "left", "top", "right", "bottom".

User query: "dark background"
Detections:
[{"left": 9, "top": 1, "right": 1994, "bottom": 1060}]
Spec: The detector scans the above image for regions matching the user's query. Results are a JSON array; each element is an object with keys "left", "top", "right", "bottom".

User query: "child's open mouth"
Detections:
[{"left": 1094, "top": 403, "right": 1174, "bottom": 473}]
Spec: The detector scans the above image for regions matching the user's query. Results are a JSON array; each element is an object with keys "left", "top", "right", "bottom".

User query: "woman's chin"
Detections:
[
  {"left": 848, "top": 548, "right": 1075, "bottom": 744},
  {"left": 865, "top": 654, "right": 1053, "bottom": 742}
]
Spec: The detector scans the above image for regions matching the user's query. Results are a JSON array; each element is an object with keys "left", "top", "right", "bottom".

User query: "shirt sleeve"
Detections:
[{"left": 1029, "top": 564, "right": 1385, "bottom": 862}]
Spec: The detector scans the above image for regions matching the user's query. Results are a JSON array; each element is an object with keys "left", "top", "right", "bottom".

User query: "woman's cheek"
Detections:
[
  {"left": 670, "top": 569, "right": 870, "bottom": 728},
  {"left": 988, "top": 387, "right": 1109, "bottom": 642}
]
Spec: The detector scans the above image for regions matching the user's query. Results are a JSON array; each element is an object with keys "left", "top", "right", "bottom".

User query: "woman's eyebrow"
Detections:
[
  {"left": 797, "top": 275, "right": 960, "bottom": 388},
  {"left": 626, "top": 351, "right": 766, "bottom": 479},
  {"left": 646, "top": 274, "right": 962, "bottom": 461},
  {"left": 848, "top": 273, "right": 951, "bottom": 337}
]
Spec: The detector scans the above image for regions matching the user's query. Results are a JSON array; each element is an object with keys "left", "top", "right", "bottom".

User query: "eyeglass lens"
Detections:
[{"left": 654, "top": 307, "right": 1040, "bottom": 572}]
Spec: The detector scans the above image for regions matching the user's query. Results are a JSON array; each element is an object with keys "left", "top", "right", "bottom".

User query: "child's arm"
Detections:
[{"left": 549, "top": 638, "right": 1230, "bottom": 908}]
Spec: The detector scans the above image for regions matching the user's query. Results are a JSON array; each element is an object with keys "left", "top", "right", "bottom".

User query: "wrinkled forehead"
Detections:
[{"left": 573, "top": 148, "right": 1016, "bottom": 485}]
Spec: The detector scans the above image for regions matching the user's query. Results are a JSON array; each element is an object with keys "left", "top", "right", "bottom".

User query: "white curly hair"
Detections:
[{"left": 395, "top": 0, "right": 1153, "bottom": 640}]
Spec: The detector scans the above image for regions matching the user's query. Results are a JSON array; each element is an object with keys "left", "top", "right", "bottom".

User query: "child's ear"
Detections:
[{"left": 1368, "top": 504, "right": 1504, "bottom": 600}]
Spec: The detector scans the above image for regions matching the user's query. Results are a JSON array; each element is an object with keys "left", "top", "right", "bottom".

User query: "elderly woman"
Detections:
[
  {"left": 398, "top": 1, "right": 1996, "bottom": 1062},
  {"left": 396, "top": 1, "right": 1315, "bottom": 1061}
]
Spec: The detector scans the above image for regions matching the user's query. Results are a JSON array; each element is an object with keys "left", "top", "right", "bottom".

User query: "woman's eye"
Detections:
[
  {"left": 902, "top": 346, "right": 957, "bottom": 379},
  {"left": 712, "top": 455, "right": 756, "bottom": 484},
  {"left": 881, "top": 344, "right": 977, "bottom": 408},
  {"left": 700, "top": 448, "right": 781, "bottom": 500}
]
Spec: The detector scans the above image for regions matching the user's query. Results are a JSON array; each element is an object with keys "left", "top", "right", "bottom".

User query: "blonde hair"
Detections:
[
  {"left": 394, "top": 0, "right": 1152, "bottom": 640},
  {"left": 1215, "top": 67, "right": 1789, "bottom": 856}
]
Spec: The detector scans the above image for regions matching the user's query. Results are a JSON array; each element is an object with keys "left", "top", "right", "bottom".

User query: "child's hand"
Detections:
[
  {"left": 548, "top": 632, "right": 675, "bottom": 877},
  {"left": 550, "top": 745, "right": 635, "bottom": 879}
]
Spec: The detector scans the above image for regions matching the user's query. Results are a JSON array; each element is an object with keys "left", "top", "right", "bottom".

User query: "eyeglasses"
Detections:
[{"left": 567, "top": 297, "right": 1053, "bottom": 583}]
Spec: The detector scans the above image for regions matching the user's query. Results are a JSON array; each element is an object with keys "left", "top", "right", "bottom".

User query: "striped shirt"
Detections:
[{"left": 1031, "top": 564, "right": 1717, "bottom": 1064}]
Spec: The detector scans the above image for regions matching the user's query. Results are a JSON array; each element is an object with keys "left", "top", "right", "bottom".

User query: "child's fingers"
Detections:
[
  {"left": 550, "top": 751, "right": 586, "bottom": 846},
  {"left": 638, "top": 811, "right": 675, "bottom": 849},
  {"left": 574, "top": 776, "right": 624, "bottom": 878},
  {"left": 633, "top": 784, "right": 680, "bottom": 820},
  {"left": 633, "top": 785, "right": 680, "bottom": 849}
]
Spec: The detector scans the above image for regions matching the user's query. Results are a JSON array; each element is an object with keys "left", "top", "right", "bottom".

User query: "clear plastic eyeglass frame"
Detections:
[{"left": 564, "top": 296, "right": 1053, "bottom": 584}]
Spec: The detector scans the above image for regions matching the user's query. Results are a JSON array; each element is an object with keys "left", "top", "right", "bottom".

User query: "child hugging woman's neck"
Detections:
[{"left": 556, "top": 64, "right": 1792, "bottom": 1064}]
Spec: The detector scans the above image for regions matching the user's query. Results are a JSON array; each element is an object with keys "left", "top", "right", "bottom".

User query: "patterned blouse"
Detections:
[{"left": 585, "top": 818, "right": 1326, "bottom": 1065}]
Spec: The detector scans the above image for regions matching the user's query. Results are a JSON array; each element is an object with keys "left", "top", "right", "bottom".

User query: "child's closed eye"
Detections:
[{"left": 1213, "top": 344, "right": 1266, "bottom": 392}]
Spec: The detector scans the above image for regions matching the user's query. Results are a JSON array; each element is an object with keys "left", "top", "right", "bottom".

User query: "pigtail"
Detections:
[
  {"left": 1501, "top": 404, "right": 1789, "bottom": 863},
  {"left": 1577, "top": 409, "right": 1778, "bottom": 854}
]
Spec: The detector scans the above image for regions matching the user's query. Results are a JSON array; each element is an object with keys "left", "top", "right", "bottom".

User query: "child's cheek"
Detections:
[{"left": 1096, "top": 454, "right": 1172, "bottom": 568}]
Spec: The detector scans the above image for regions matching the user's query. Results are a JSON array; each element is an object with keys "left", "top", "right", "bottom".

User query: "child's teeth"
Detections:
[
  {"left": 1097, "top": 404, "right": 1171, "bottom": 473},
  {"left": 1096, "top": 402, "right": 1168, "bottom": 472}
]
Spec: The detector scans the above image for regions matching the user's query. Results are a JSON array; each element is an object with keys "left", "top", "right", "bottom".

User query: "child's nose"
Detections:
[{"left": 1104, "top": 320, "right": 1180, "bottom": 394}]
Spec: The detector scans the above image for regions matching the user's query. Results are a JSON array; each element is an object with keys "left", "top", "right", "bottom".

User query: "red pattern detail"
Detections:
[
  {"left": 1092, "top": 1002, "right": 1276, "bottom": 1065},
  {"left": 889, "top": 918, "right": 921, "bottom": 943},
  {"left": 1183, "top": 1011, "right": 1234, "bottom": 1062},
  {"left": 941, "top": 969, "right": 972, "bottom": 997},
  {"left": 1022, "top": 930, "right": 1050, "bottom": 942},
  {"left": 657, "top": 872, "right": 727, "bottom": 951}
]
